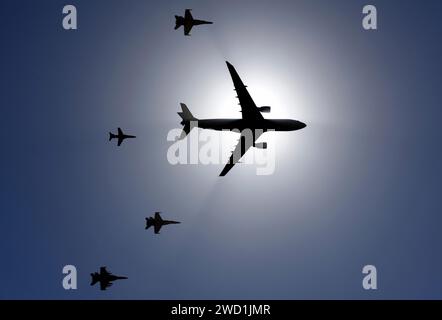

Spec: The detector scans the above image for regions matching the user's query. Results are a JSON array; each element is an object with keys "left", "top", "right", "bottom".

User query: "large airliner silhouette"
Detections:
[{"left": 178, "top": 61, "right": 306, "bottom": 176}]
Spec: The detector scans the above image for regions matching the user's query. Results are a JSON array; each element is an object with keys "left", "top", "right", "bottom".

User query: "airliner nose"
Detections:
[{"left": 292, "top": 120, "right": 306, "bottom": 130}]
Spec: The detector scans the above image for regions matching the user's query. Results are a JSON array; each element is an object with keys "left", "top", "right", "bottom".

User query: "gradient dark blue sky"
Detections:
[{"left": 1, "top": 0, "right": 442, "bottom": 299}]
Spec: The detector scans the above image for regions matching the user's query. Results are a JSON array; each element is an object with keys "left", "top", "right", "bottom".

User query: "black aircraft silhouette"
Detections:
[
  {"left": 109, "top": 127, "right": 136, "bottom": 146},
  {"left": 178, "top": 61, "right": 307, "bottom": 176},
  {"left": 145, "top": 212, "right": 180, "bottom": 234},
  {"left": 174, "top": 9, "right": 213, "bottom": 36},
  {"left": 90, "top": 267, "right": 127, "bottom": 291}
]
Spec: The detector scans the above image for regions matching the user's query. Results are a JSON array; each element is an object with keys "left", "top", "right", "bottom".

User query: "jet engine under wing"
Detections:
[
  {"left": 226, "top": 61, "right": 263, "bottom": 121},
  {"left": 219, "top": 131, "right": 263, "bottom": 176}
]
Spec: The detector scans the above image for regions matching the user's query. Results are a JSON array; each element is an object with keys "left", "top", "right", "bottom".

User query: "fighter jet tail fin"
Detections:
[
  {"left": 109, "top": 132, "right": 115, "bottom": 141},
  {"left": 177, "top": 103, "right": 197, "bottom": 140},
  {"left": 145, "top": 218, "right": 153, "bottom": 230},
  {"left": 90, "top": 273, "right": 100, "bottom": 286},
  {"left": 175, "top": 16, "right": 184, "bottom": 30}
]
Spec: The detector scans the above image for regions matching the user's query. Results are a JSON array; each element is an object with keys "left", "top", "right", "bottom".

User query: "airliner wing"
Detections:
[
  {"left": 226, "top": 61, "right": 263, "bottom": 121},
  {"left": 219, "top": 131, "right": 263, "bottom": 176}
]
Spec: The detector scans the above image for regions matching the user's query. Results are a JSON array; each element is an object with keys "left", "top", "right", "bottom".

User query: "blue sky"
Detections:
[{"left": 0, "top": 0, "right": 441, "bottom": 299}]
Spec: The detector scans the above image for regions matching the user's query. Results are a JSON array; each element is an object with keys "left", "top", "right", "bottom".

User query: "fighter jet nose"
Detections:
[{"left": 300, "top": 121, "right": 307, "bottom": 129}]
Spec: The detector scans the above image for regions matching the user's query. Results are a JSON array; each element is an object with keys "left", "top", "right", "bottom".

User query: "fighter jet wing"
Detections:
[
  {"left": 100, "top": 281, "right": 112, "bottom": 291},
  {"left": 117, "top": 128, "right": 124, "bottom": 146},
  {"left": 185, "top": 9, "right": 193, "bottom": 20},
  {"left": 184, "top": 24, "right": 193, "bottom": 36},
  {"left": 183, "top": 9, "right": 194, "bottom": 35},
  {"left": 219, "top": 131, "right": 263, "bottom": 176},
  {"left": 154, "top": 224, "right": 162, "bottom": 234},
  {"left": 226, "top": 62, "right": 264, "bottom": 121},
  {"left": 155, "top": 212, "right": 162, "bottom": 221},
  {"left": 100, "top": 267, "right": 110, "bottom": 275}
]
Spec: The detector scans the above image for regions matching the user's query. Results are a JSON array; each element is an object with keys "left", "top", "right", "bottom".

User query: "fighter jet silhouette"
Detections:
[
  {"left": 177, "top": 61, "right": 307, "bottom": 176},
  {"left": 108, "top": 127, "right": 136, "bottom": 146},
  {"left": 90, "top": 267, "right": 128, "bottom": 291},
  {"left": 174, "top": 9, "right": 213, "bottom": 36},
  {"left": 145, "top": 212, "right": 181, "bottom": 234}
]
